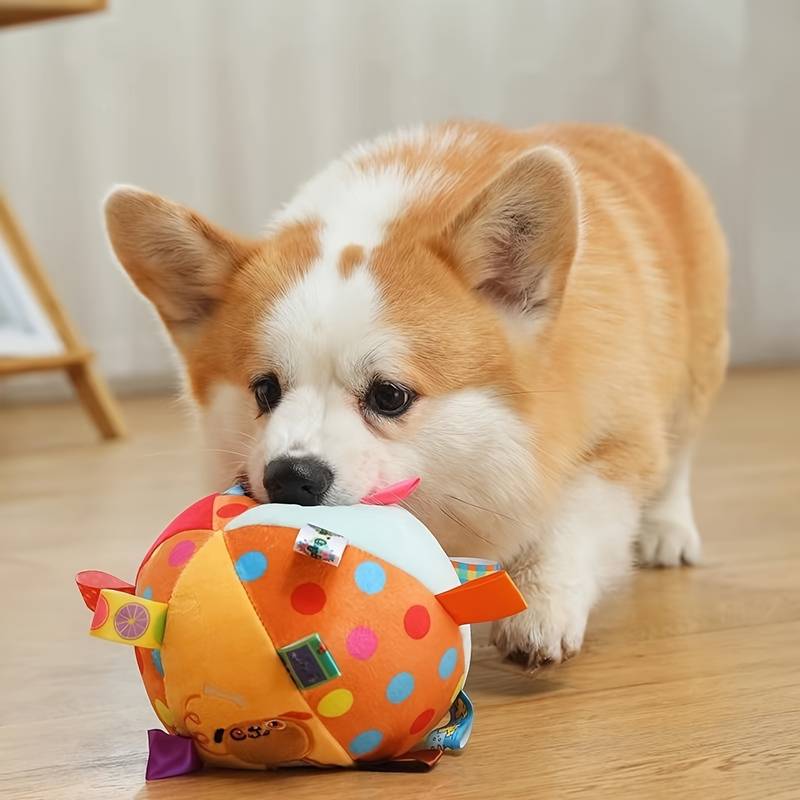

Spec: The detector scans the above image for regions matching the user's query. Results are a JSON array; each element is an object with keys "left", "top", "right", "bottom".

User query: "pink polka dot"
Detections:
[
  {"left": 403, "top": 605, "right": 431, "bottom": 639},
  {"left": 168, "top": 539, "right": 196, "bottom": 567},
  {"left": 346, "top": 626, "right": 378, "bottom": 660},
  {"left": 216, "top": 502, "right": 249, "bottom": 518},
  {"left": 291, "top": 582, "right": 326, "bottom": 615}
]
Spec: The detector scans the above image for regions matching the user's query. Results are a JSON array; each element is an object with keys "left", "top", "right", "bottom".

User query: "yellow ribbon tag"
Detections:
[{"left": 90, "top": 589, "right": 167, "bottom": 649}]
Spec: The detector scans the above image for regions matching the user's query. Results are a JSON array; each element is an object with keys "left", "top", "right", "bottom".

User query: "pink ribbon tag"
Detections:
[
  {"left": 76, "top": 570, "right": 135, "bottom": 611},
  {"left": 361, "top": 477, "right": 421, "bottom": 506}
]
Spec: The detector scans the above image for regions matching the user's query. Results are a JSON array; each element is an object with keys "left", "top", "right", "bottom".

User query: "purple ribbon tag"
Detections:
[{"left": 145, "top": 729, "right": 203, "bottom": 780}]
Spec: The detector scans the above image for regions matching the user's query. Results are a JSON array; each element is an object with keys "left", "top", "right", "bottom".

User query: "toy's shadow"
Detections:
[
  {"left": 134, "top": 764, "right": 320, "bottom": 797},
  {"left": 467, "top": 666, "right": 565, "bottom": 699}
]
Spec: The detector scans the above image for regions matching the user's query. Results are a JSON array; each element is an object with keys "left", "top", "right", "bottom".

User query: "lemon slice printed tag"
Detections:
[{"left": 90, "top": 588, "right": 167, "bottom": 649}]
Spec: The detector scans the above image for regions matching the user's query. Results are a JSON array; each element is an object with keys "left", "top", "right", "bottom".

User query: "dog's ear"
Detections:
[
  {"left": 443, "top": 146, "right": 580, "bottom": 321},
  {"left": 104, "top": 186, "right": 254, "bottom": 342}
]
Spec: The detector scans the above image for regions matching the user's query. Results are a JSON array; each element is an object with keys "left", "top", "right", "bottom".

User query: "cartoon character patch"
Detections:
[{"left": 212, "top": 712, "right": 315, "bottom": 766}]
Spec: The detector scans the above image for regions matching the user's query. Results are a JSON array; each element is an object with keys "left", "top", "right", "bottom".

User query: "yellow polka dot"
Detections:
[
  {"left": 154, "top": 698, "right": 174, "bottom": 727},
  {"left": 317, "top": 688, "right": 354, "bottom": 718}
]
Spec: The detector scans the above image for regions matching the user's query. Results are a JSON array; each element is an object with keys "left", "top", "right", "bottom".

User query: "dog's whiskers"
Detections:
[
  {"left": 394, "top": 494, "right": 497, "bottom": 547},
  {"left": 215, "top": 426, "right": 258, "bottom": 442},
  {"left": 439, "top": 505, "right": 495, "bottom": 547},
  {"left": 444, "top": 494, "right": 534, "bottom": 530},
  {"left": 495, "top": 389, "right": 564, "bottom": 397},
  {"left": 136, "top": 447, "right": 250, "bottom": 461}
]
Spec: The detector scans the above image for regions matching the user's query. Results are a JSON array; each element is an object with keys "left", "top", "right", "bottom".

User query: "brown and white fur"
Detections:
[{"left": 105, "top": 122, "right": 728, "bottom": 667}]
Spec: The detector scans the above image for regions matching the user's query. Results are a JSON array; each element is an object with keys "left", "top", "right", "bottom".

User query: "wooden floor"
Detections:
[{"left": 1, "top": 368, "right": 798, "bottom": 799}]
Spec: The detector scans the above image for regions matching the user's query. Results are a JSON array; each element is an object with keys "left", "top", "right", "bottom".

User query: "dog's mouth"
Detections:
[
  {"left": 231, "top": 472, "right": 337, "bottom": 505},
  {"left": 233, "top": 473, "right": 421, "bottom": 508}
]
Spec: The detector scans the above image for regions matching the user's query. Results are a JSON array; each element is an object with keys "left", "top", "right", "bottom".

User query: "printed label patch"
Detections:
[
  {"left": 294, "top": 524, "right": 348, "bottom": 567},
  {"left": 278, "top": 633, "right": 341, "bottom": 690}
]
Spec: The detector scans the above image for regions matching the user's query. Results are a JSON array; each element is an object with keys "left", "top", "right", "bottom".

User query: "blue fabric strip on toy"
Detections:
[{"left": 423, "top": 691, "right": 474, "bottom": 751}]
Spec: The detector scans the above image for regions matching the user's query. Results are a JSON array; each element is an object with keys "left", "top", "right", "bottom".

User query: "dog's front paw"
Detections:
[
  {"left": 638, "top": 518, "right": 701, "bottom": 567},
  {"left": 491, "top": 591, "right": 588, "bottom": 670}
]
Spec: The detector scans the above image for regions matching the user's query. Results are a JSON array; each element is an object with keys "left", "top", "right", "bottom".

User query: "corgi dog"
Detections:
[{"left": 104, "top": 122, "right": 728, "bottom": 667}]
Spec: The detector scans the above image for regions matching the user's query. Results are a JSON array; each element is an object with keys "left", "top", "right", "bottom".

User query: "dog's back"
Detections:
[{"left": 518, "top": 123, "right": 729, "bottom": 500}]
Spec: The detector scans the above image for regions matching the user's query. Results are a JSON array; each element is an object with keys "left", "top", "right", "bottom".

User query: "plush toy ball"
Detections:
[{"left": 76, "top": 481, "right": 525, "bottom": 779}]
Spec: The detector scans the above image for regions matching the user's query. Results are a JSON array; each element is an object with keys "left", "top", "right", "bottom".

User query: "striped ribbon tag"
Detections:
[{"left": 449, "top": 557, "right": 502, "bottom": 584}]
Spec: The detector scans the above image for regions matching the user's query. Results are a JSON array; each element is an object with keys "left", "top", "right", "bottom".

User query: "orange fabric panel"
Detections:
[
  {"left": 136, "top": 529, "right": 214, "bottom": 603},
  {"left": 434, "top": 571, "right": 527, "bottom": 624},
  {"left": 163, "top": 532, "right": 352, "bottom": 769},
  {"left": 223, "top": 524, "right": 464, "bottom": 762},
  {"left": 137, "top": 494, "right": 217, "bottom": 579},
  {"left": 135, "top": 528, "right": 213, "bottom": 733},
  {"left": 212, "top": 494, "right": 259, "bottom": 530}
]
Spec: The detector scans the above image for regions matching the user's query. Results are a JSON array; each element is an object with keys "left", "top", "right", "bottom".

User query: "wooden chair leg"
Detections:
[
  {"left": 66, "top": 358, "right": 127, "bottom": 440},
  {"left": 1, "top": 194, "right": 127, "bottom": 441}
]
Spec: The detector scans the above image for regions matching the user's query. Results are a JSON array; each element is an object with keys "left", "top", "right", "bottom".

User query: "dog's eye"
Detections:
[
  {"left": 251, "top": 373, "right": 282, "bottom": 415},
  {"left": 366, "top": 380, "right": 415, "bottom": 417}
]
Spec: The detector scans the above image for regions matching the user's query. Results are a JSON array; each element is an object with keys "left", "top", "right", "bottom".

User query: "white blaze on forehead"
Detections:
[
  {"left": 262, "top": 260, "right": 399, "bottom": 384},
  {"left": 267, "top": 124, "right": 477, "bottom": 253},
  {"left": 262, "top": 134, "right": 454, "bottom": 383},
  {"left": 265, "top": 126, "right": 490, "bottom": 319},
  {"left": 271, "top": 163, "right": 445, "bottom": 255}
]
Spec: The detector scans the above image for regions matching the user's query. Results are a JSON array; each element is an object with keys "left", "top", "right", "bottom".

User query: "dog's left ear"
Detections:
[
  {"left": 444, "top": 146, "right": 580, "bottom": 320},
  {"left": 104, "top": 185, "right": 256, "bottom": 347}
]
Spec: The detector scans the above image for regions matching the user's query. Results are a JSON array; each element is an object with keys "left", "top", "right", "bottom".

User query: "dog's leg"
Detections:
[
  {"left": 492, "top": 470, "right": 640, "bottom": 668},
  {"left": 638, "top": 446, "right": 702, "bottom": 567}
]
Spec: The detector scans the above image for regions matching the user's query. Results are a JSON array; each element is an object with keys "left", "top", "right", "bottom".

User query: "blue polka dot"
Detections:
[
  {"left": 141, "top": 587, "right": 153, "bottom": 600},
  {"left": 438, "top": 647, "right": 458, "bottom": 680},
  {"left": 235, "top": 551, "right": 268, "bottom": 581},
  {"left": 349, "top": 729, "right": 383, "bottom": 756},
  {"left": 386, "top": 672, "right": 415, "bottom": 704},
  {"left": 151, "top": 649, "right": 164, "bottom": 677},
  {"left": 354, "top": 561, "right": 386, "bottom": 595}
]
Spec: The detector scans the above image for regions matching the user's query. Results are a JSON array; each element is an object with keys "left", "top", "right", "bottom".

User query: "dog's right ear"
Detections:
[
  {"left": 104, "top": 186, "right": 254, "bottom": 342},
  {"left": 442, "top": 147, "right": 580, "bottom": 324}
]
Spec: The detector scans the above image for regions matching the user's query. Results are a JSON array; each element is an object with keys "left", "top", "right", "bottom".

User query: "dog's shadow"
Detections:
[{"left": 467, "top": 645, "right": 567, "bottom": 698}]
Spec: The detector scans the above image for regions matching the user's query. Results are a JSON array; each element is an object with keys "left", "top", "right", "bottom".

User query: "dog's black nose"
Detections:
[{"left": 263, "top": 456, "right": 334, "bottom": 506}]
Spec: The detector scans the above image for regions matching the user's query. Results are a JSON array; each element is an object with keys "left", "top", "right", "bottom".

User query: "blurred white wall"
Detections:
[{"left": 1, "top": 0, "right": 798, "bottom": 401}]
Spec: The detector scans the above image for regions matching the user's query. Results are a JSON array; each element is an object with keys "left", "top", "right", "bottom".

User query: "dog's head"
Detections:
[{"left": 105, "top": 125, "right": 580, "bottom": 559}]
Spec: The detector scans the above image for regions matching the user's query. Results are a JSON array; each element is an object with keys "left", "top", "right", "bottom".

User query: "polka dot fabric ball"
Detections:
[{"left": 131, "top": 493, "right": 467, "bottom": 770}]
